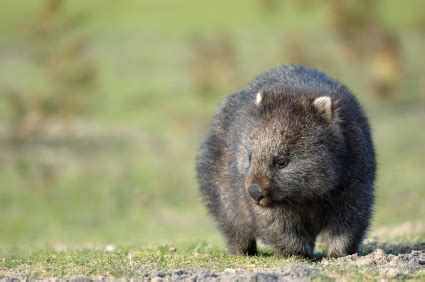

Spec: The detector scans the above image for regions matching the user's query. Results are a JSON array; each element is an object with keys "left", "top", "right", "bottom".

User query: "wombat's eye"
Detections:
[
  {"left": 248, "top": 153, "right": 252, "bottom": 163},
  {"left": 276, "top": 158, "right": 288, "bottom": 169}
]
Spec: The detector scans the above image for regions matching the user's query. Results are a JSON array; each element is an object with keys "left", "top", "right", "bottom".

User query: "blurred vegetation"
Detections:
[
  {"left": 190, "top": 33, "right": 238, "bottom": 98},
  {"left": 3, "top": 0, "right": 97, "bottom": 142},
  {"left": 0, "top": 0, "right": 424, "bottom": 249}
]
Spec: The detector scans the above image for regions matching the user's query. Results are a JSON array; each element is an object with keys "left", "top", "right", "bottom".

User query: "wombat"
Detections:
[{"left": 196, "top": 65, "right": 376, "bottom": 258}]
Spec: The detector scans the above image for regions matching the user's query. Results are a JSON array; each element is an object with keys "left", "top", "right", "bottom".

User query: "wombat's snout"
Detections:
[
  {"left": 247, "top": 184, "right": 264, "bottom": 203},
  {"left": 245, "top": 175, "right": 271, "bottom": 205}
]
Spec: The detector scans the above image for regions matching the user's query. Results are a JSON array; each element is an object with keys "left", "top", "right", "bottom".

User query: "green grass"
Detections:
[
  {"left": 1, "top": 243, "right": 288, "bottom": 277},
  {"left": 1, "top": 241, "right": 424, "bottom": 280}
]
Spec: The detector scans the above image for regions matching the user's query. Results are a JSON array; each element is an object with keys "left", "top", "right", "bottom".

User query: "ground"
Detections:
[{"left": 1, "top": 235, "right": 424, "bottom": 280}]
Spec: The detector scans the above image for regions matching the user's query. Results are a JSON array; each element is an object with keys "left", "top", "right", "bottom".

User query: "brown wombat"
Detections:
[{"left": 196, "top": 65, "right": 376, "bottom": 258}]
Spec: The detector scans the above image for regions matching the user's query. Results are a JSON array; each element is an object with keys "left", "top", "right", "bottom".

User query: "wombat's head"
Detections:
[{"left": 237, "top": 87, "right": 345, "bottom": 207}]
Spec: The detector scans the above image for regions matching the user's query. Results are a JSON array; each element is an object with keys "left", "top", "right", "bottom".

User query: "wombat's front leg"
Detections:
[
  {"left": 325, "top": 233, "right": 361, "bottom": 258},
  {"left": 222, "top": 224, "right": 257, "bottom": 255},
  {"left": 220, "top": 214, "right": 257, "bottom": 255},
  {"left": 274, "top": 235, "right": 315, "bottom": 258},
  {"left": 321, "top": 205, "right": 369, "bottom": 257},
  {"left": 226, "top": 236, "right": 257, "bottom": 256},
  {"left": 321, "top": 221, "right": 364, "bottom": 257}
]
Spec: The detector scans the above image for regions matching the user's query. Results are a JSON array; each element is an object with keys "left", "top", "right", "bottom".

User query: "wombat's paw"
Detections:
[
  {"left": 327, "top": 241, "right": 357, "bottom": 258},
  {"left": 324, "top": 233, "right": 360, "bottom": 257},
  {"left": 227, "top": 240, "right": 257, "bottom": 256}
]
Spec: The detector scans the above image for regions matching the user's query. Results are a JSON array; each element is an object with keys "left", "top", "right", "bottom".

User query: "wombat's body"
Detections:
[{"left": 196, "top": 65, "right": 376, "bottom": 258}]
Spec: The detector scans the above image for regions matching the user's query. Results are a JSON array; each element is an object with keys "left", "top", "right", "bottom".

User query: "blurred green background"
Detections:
[{"left": 0, "top": 0, "right": 424, "bottom": 249}]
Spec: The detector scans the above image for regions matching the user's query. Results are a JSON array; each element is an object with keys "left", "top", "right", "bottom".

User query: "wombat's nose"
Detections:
[{"left": 246, "top": 184, "right": 265, "bottom": 203}]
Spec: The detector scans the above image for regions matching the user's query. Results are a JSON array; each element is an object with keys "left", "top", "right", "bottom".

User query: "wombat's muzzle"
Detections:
[{"left": 246, "top": 184, "right": 269, "bottom": 205}]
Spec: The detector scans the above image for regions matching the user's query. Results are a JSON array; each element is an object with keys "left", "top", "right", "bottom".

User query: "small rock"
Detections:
[
  {"left": 373, "top": 248, "right": 385, "bottom": 259},
  {"left": 224, "top": 268, "right": 236, "bottom": 273},
  {"left": 153, "top": 271, "right": 166, "bottom": 278},
  {"left": 174, "top": 269, "right": 187, "bottom": 275},
  {"left": 105, "top": 244, "right": 116, "bottom": 252}
]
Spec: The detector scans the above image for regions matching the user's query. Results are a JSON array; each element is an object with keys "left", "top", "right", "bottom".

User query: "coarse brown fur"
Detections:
[{"left": 196, "top": 65, "right": 376, "bottom": 258}]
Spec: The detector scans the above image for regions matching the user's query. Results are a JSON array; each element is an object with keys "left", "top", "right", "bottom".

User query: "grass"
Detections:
[
  {"left": 1, "top": 240, "right": 424, "bottom": 280},
  {"left": 1, "top": 244, "right": 286, "bottom": 277}
]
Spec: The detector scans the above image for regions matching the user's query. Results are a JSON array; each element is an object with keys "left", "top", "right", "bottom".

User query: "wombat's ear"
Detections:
[
  {"left": 313, "top": 96, "right": 332, "bottom": 121},
  {"left": 255, "top": 92, "right": 262, "bottom": 106}
]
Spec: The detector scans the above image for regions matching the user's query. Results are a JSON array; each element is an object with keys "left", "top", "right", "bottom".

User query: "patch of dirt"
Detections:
[
  {"left": 146, "top": 265, "right": 319, "bottom": 282},
  {"left": 339, "top": 248, "right": 424, "bottom": 271},
  {"left": 144, "top": 240, "right": 425, "bottom": 281},
  {"left": 323, "top": 244, "right": 425, "bottom": 280}
]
